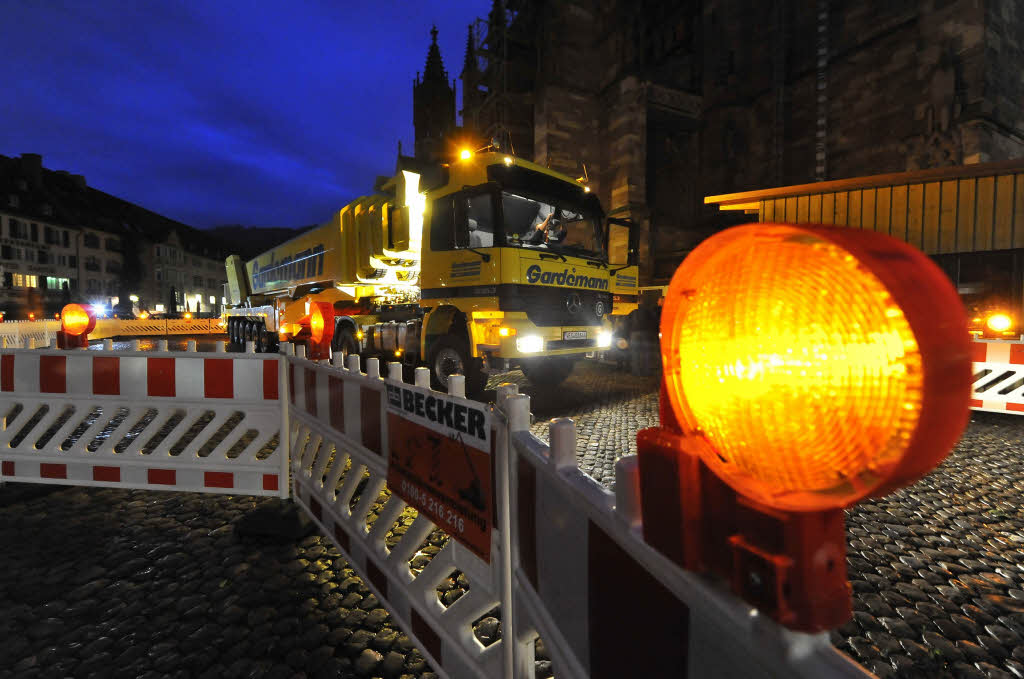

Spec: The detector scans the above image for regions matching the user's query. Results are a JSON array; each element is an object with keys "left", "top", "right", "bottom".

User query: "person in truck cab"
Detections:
[{"left": 524, "top": 205, "right": 567, "bottom": 244}]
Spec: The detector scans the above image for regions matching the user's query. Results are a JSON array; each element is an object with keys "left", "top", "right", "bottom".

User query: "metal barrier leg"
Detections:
[{"left": 279, "top": 356, "right": 291, "bottom": 500}]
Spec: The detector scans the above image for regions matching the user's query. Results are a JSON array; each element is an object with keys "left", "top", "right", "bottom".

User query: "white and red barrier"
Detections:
[
  {"left": 289, "top": 352, "right": 509, "bottom": 679},
  {"left": 502, "top": 396, "right": 870, "bottom": 679},
  {"left": 0, "top": 346, "right": 287, "bottom": 497},
  {"left": 1, "top": 343, "right": 886, "bottom": 678},
  {"left": 0, "top": 317, "right": 223, "bottom": 347},
  {"left": 970, "top": 339, "right": 1024, "bottom": 414}
]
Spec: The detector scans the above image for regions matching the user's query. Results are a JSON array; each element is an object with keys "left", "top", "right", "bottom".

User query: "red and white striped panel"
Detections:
[
  {"left": 971, "top": 340, "right": 1024, "bottom": 413},
  {"left": 293, "top": 475, "right": 497, "bottom": 679},
  {"left": 286, "top": 358, "right": 385, "bottom": 456},
  {"left": 0, "top": 458, "right": 282, "bottom": 495},
  {"left": 515, "top": 453, "right": 690, "bottom": 678},
  {"left": 0, "top": 350, "right": 280, "bottom": 402}
]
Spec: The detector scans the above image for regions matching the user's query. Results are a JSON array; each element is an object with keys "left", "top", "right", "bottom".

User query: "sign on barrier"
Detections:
[{"left": 386, "top": 380, "right": 493, "bottom": 562}]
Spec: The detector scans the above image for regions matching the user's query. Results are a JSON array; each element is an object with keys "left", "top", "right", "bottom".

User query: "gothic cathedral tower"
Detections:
[{"left": 413, "top": 26, "right": 456, "bottom": 163}]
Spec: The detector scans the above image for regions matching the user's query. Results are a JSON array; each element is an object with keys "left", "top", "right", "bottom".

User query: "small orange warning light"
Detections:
[
  {"left": 61, "top": 304, "right": 94, "bottom": 336},
  {"left": 310, "top": 306, "right": 326, "bottom": 343}
]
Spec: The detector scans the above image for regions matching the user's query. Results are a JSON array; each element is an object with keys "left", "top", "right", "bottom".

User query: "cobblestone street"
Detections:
[{"left": 3, "top": 359, "right": 1024, "bottom": 678}]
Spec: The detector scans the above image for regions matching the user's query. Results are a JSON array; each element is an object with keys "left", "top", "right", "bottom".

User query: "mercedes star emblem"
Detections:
[{"left": 566, "top": 292, "right": 583, "bottom": 314}]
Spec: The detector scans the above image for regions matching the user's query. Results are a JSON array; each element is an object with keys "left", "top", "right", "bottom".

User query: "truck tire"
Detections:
[
  {"left": 520, "top": 356, "right": 576, "bottom": 387},
  {"left": 332, "top": 327, "right": 359, "bottom": 363},
  {"left": 427, "top": 335, "right": 485, "bottom": 397}
]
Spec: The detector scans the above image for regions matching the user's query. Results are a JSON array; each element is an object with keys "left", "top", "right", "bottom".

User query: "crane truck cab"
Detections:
[{"left": 223, "top": 151, "right": 639, "bottom": 397}]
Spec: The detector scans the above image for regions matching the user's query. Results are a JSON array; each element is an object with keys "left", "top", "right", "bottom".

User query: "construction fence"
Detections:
[
  {"left": 0, "top": 317, "right": 223, "bottom": 347},
  {"left": 5, "top": 336, "right": 1012, "bottom": 676}
]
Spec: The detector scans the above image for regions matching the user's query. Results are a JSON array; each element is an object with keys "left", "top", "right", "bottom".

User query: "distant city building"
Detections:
[
  {"left": 0, "top": 153, "right": 229, "bottom": 318},
  {"left": 420, "top": 0, "right": 1024, "bottom": 283}
]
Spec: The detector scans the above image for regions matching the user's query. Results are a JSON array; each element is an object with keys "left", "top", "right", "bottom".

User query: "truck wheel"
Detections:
[
  {"left": 332, "top": 327, "right": 359, "bottom": 363},
  {"left": 428, "top": 335, "right": 485, "bottom": 397},
  {"left": 520, "top": 357, "right": 576, "bottom": 387}
]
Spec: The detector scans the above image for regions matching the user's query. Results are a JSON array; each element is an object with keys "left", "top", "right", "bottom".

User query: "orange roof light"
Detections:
[
  {"left": 660, "top": 223, "right": 971, "bottom": 511},
  {"left": 459, "top": 148, "right": 473, "bottom": 161},
  {"left": 61, "top": 304, "right": 95, "bottom": 336}
]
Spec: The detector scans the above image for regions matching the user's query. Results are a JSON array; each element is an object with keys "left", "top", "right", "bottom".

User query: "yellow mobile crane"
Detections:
[{"left": 223, "top": 151, "right": 639, "bottom": 395}]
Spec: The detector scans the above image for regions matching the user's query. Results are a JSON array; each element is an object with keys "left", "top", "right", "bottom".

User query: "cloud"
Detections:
[{"left": 0, "top": 0, "right": 490, "bottom": 228}]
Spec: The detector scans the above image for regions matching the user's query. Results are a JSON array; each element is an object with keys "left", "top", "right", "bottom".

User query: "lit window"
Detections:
[
  {"left": 155, "top": 304, "right": 165, "bottom": 312},
  {"left": 209, "top": 295, "right": 215, "bottom": 304}
]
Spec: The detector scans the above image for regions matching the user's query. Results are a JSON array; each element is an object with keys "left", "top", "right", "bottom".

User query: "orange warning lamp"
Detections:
[
  {"left": 307, "top": 301, "right": 334, "bottom": 360},
  {"left": 58, "top": 303, "right": 97, "bottom": 349},
  {"left": 659, "top": 223, "right": 971, "bottom": 510},
  {"left": 637, "top": 223, "right": 971, "bottom": 632}
]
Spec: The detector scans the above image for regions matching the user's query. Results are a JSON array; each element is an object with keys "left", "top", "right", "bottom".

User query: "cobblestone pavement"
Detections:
[{"left": 5, "top": 356, "right": 1024, "bottom": 678}]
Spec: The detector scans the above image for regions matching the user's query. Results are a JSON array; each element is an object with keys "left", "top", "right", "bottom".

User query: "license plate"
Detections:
[{"left": 563, "top": 331, "right": 588, "bottom": 340}]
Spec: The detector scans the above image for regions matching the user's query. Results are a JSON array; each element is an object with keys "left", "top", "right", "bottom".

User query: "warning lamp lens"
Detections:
[
  {"left": 459, "top": 149, "right": 473, "bottom": 161},
  {"left": 498, "top": 326, "right": 516, "bottom": 337},
  {"left": 660, "top": 223, "right": 970, "bottom": 511},
  {"left": 61, "top": 304, "right": 92, "bottom": 336},
  {"left": 310, "top": 306, "right": 326, "bottom": 342},
  {"left": 987, "top": 313, "right": 1012, "bottom": 332},
  {"left": 184, "top": 312, "right": 193, "bottom": 320}
]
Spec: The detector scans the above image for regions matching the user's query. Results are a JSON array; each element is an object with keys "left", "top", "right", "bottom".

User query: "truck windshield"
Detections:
[{"left": 501, "top": 191, "right": 605, "bottom": 259}]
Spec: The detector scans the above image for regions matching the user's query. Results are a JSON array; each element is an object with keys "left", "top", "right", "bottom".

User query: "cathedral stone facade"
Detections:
[{"left": 414, "top": 0, "right": 1024, "bottom": 283}]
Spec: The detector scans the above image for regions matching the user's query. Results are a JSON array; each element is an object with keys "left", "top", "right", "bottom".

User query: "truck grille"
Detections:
[{"left": 498, "top": 286, "right": 611, "bottom": 327}]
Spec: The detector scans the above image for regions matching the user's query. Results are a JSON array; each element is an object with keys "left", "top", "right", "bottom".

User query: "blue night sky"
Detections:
[{"left": 0, "top": 1, "right": 491, "bottom": 229}]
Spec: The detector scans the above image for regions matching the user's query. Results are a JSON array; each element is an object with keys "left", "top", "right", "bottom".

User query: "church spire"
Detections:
[
  {"left": 413, "top": 25, "right": 455, "bottom": 163},
  {"left": 423, "top": 25, "right": 447, "bottom": 83},
  {"left": 461, "top": 24, "right": 477, "bottom": 78}
]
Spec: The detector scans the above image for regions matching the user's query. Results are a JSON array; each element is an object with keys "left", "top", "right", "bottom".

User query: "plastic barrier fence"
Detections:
[
  {"left": 0, "top": 347, "right": 287, "bottom": 497},
  {"left": 0, "top": 318, "right": 222, "bottom": 346},
  {"left": 502, "top": 394, "right": 870, "bottom": 679},
  {"left": 1, "top": 346, "right": 882, "bottom": 678},
  {"left": 288, "top": 352, "right": 510, "bottom": 679},
  {"left": 971, "top": 339, "right": 1024, "bottom": 414}
]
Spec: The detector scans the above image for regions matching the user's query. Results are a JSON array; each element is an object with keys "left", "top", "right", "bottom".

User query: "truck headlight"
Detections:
[
  {"left": 516, "top": 335, "right": 544, "bottom": 353},
  {"left": 987, "top": 313, "right": 1012, "bottom": 332},
  {"left": 597, "top": 331, "right": 612, "bottom": 348}
]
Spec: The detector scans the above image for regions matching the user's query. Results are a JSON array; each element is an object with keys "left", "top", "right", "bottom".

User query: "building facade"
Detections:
[
  {"left": 138, "top": 228, "right": 227, "bottom": 317},
  {"left": 0, "top": 207, "right": 78, "bottom": 318},
  {"left": 0, "top": 153, "right": 228, "bottom": 319},
  {"left": 433, "top": 0, "right": 1024, "bottom": 283}
]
